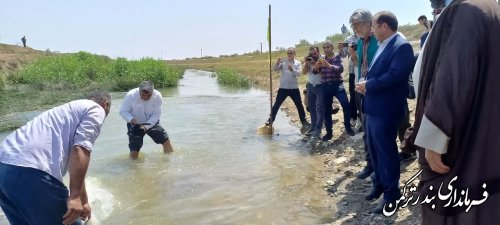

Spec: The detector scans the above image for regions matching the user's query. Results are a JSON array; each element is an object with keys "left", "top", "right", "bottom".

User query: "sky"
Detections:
[{"left": 0, "top": 0, "right": 439, "bottom": 60}]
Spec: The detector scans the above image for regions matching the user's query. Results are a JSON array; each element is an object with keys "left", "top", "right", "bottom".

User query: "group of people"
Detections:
[
  {"left": 1, "top": 0, "right": 499, "bottom": 224},
  {"left": 269, "top": 0, "right": 500, "bottom": 223},
  {"left": 0, "top": 81, "right": 172, "bottom": 224},
  {"left": 266, "top": 42, "right": 355, "bottom": 142}
]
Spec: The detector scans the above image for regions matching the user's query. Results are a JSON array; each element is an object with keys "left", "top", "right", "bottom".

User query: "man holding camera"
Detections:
[
  {"left": 302, "top": 46, "right": 324, "bottom": 138},
  {"left": 313, "top": 41, "right": 354, "bottom": 141},
  {"left": 266, "top": 48, "right": 310, "bottom": 132}
]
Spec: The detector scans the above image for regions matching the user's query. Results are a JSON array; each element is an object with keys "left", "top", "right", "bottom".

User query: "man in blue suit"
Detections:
[{"left": 355, "top": 11, "right": 414, "bottom": 214}]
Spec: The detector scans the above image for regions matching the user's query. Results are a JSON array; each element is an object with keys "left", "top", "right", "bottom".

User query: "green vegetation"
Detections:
[
  {"left": 215, "top": 69, "right": 251, "bottom": 88},
  {"left": 169, "top": 24, "right": 423, "bottom": 88},
  {"left": 9, "top": 51, "right": 183, "bottom": 91},
  {"left": 0, "top": 50, "right": 183, "bottom": 131},
  {"left": 0, "top": 74, "right": 5, "bottom": 91}
]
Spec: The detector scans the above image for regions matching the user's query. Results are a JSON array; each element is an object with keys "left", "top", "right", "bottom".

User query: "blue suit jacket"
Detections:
[{"left": 363, "top": 34, "right": 414, "bottom": 118}]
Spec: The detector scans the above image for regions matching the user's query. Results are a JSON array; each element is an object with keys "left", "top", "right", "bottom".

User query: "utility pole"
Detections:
[
  {"left": 260, "top": 42, "right": 263, "bottom": 53},
  {"left": 200, "top": 48, "right": 203, "bottom": 58}
]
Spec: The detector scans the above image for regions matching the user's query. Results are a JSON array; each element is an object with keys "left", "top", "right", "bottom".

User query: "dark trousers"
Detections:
[
  {"left": 365, "top": 115, "right": 402, "bottom": 201},
  {"left": 348, "top": 73, "right": 358, "bottom": 120},
  {"left": 356, "top": 93, "right": 372, "bottom": 168},
  {"left": 306, "top": 83, "right": 325, "bottom": 136},
  {"left": 398, "top": 103, "right": 411, "bottom": 146},
  {"left": 322, "top": 82, "right": 351, "bottom": 134},
  {"left": 0, "top": 163, "right": 81, "bottom": 225},
  {"left": 270, "top": 88, "right": 307, "bottom": 123}
]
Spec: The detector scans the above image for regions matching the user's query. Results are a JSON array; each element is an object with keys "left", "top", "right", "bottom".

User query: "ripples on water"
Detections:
[{"left": 0, "top": 70, "right": 331, "bottom": 225}]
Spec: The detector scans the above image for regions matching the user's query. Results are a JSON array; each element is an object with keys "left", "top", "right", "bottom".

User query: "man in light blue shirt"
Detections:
[
  {"left": 0, "top": 90, "right": 111, "bottom": 225},
  {"left": 120, "top": 81, "right": 173, "bottom": 159}
]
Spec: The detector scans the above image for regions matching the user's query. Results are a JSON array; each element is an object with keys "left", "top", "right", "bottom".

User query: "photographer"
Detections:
[
  {"left": 302, "top": 46, "right": 324, "bottom": 138},
  {"left": 265, "top": 48, "right": 310, "bottom": 131},
  {"left": 314, "top": 41, "right": 354, "bottom": 141}
]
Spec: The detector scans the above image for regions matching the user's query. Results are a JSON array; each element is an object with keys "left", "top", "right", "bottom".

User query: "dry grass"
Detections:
[{"left": 0, "top": 43, "right": 48, "bottom": 73}]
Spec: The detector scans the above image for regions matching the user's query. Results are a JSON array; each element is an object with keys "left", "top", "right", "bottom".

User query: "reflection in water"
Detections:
[{"left": 0, "top": 70, "right": 331, "bottom": 225}]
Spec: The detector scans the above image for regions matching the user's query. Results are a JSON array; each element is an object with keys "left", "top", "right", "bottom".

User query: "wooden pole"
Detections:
[{"left": 268, "top": 4, "right": 273, "bottom": 134}]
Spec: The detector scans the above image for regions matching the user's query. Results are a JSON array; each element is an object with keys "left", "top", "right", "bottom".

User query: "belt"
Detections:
[
  {"left": 307, "top": 82, "right": 322, "bottom": 87},
  {"left": 323, "top": 80, "right": 342, "bottom": 85}
]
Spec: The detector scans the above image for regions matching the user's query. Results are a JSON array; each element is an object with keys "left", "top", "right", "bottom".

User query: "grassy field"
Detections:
[
  {"left": 168, "top": 24, "right": 424, "bottom": 89},
  {"left": 0, "top": 46, "right": 183, "bottom": 131}
]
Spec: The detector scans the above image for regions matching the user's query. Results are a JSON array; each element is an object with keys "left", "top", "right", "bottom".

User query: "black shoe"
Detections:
[
  {"left": 356, "top": 166, "right": 373, "bottom": 179},
  {"left": 399, "top": 151, "right": 416, "bottom": 163},
  {"left": 346, "top": 127, "right": 355, "bottom": 136},
  {"left": 365, "top": 188, "right": 383, "bottom": 201},
  {"left": 321, "top": 133, "right": 333, "bottom": 141}
]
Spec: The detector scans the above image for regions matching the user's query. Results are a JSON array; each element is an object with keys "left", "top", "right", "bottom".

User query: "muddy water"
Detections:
[{"left": 0, "top": 70, "right": 333, "bottom": 225}]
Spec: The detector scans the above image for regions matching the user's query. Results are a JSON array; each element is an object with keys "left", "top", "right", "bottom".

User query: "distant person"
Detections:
[
  {"left": 0, "top": 90, "right": 111, "bottom": 225},
  {"left": 315, "top": 41, "right": 354, "bottom": 141},
  {"left": 409, "top": 0, "right": 500, "bottom": 224},
  {"left": 265, "top": 47, "right": 310, "bottom": 132},
  {"left": 355, "top": 11, "right": 414, "bottom": 214},
  {"left": 418, "top": 15, "right": 432, "bottom": 48},
  {"left": 21, "top": 35, "right": 26, "bottom": 48},
  {"left": 341, "top": 24, "right": 348, "bottom": 35},
  {"left": 120, "top": 81, "right": 173, "bottom": 159}
]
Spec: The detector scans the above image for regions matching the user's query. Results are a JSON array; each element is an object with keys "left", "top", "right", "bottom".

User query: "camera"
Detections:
[{"left": 306, "top": 54, "right": 319, "bottom": 62}]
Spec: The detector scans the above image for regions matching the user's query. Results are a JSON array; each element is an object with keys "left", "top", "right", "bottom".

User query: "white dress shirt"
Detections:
[
  {"left": 369, "top": 32, "right": 399, "bottom": 71},
  {"left": 119, "top": 88, "right": 163, "bottom": 130},
  {"left": 274, "top": 59, "right": 302, "bottom": 89},
  {"left": 0, "top": 100, "right": 106, "bottom": 182}
]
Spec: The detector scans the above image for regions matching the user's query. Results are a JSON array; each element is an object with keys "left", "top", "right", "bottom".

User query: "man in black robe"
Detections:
[{"left": 410, "top": 0, "right": 500, "bottom": 224}]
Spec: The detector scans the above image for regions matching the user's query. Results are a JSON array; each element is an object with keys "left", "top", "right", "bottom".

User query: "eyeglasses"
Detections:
[
  {"left": 287, "top": 52, "right": 294, "bottom": 55},
  {"left": 350, "top": 22, "right": 361, "bottom": 29},
  {"left": 323, "top": 46, "right": 332, "bottom": 49}
]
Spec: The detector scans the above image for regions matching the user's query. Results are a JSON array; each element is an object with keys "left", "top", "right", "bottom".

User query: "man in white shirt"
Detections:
[
  {"left": 265, "top": 48, "right": 310, "bottom": 132},
  {"left": 0, "top": 90, "right": 111, "bottom": 225},
  {"left": 119, "top": 81, "right": 173, "bottom": 159}
]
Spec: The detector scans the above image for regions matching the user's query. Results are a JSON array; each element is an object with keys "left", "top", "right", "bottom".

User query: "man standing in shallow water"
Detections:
[{"left": 120, "top": 81, "right": 173, "bottom": 159}]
